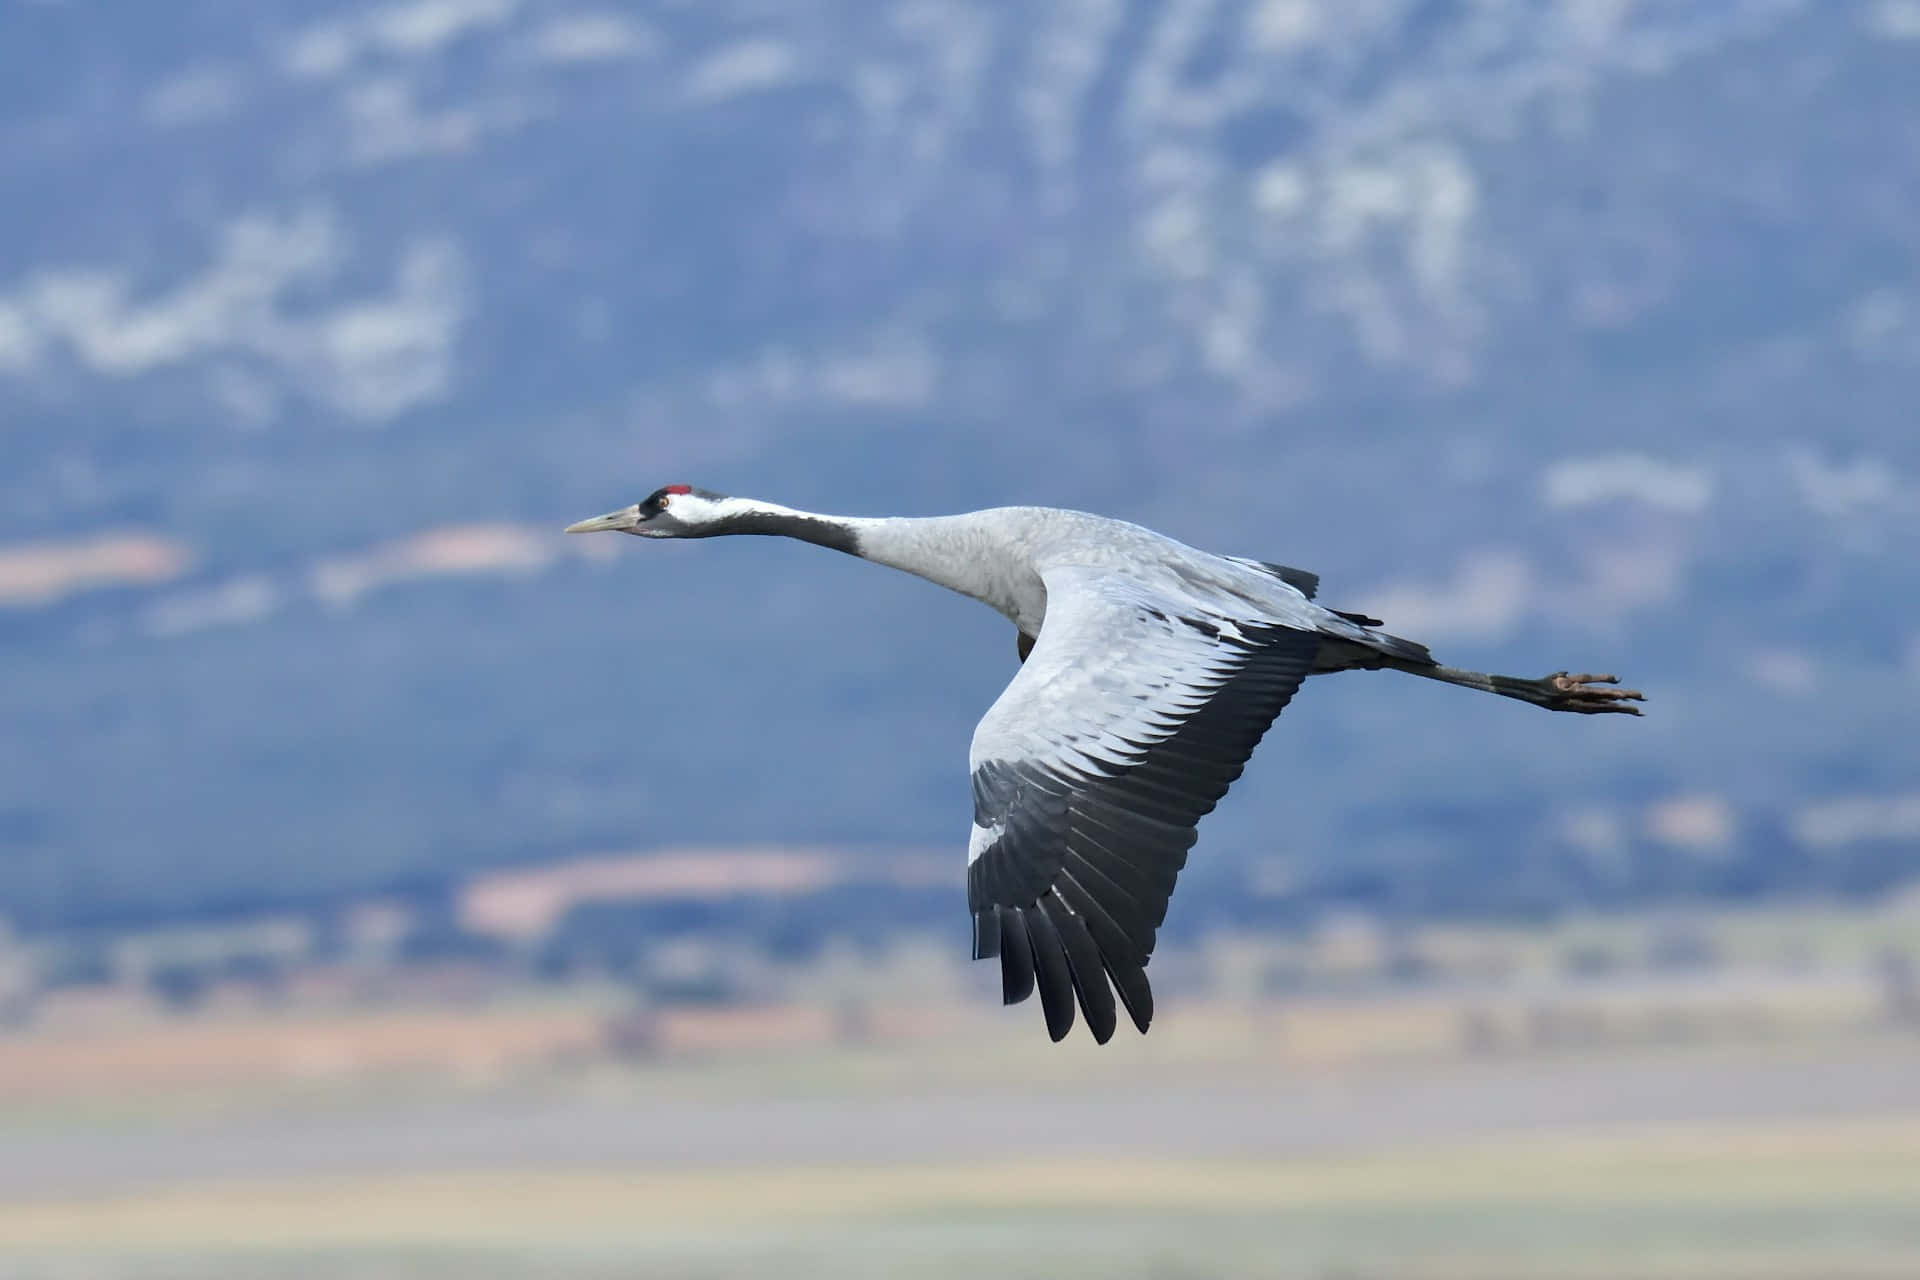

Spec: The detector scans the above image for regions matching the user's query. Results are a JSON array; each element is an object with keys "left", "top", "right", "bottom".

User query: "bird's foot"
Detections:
[{"left": 1531, "top": 672, "right": 1645, "bottom": 715}]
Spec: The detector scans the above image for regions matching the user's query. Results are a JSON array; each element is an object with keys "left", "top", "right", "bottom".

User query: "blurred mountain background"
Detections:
[
  {"left": 8, "top": 7, "right": 1920, "bottom": 1279},
  {"left": 2, "top": 0, "right": 1918, "bottom": 937}
]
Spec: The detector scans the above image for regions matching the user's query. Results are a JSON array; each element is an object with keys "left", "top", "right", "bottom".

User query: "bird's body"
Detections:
[
  {"left": 567, "top": 487, "right": 1643, "bottom": 1044},
  {"left": 809, "top": 505, "right": 1333, "bottom": 637}
]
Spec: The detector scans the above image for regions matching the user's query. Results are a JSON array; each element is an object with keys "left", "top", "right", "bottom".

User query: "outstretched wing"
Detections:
[{"left": 966, "top": 564, "right": 1320, "bottom": 1044}]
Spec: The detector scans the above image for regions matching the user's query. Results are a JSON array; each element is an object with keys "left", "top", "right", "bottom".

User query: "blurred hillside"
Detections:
[{"left": 2, "top": 0, "right": 1918, "bottom": 930}]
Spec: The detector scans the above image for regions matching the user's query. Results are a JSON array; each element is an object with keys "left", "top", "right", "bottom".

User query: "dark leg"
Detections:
[{"left": 1386, "top": 660, "right": 1645, "bottom": 715}]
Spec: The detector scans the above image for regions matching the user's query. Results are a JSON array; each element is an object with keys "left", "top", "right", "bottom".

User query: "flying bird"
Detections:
[{"left": 566, "top": 486, "right": 1643, "bottom": 1043}]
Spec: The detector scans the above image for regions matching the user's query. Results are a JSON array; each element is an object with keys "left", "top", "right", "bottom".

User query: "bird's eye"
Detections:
[{"left": 655, "top": 493, "right": 671, "bottom": 509}]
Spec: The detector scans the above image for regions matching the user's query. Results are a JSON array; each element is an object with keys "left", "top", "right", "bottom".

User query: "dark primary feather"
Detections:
[
  {"left": 1241, "top": 560, "right": 1321, "bottom": 599},
  {"left": 998, "top": 909, "right": 1036, "bottom": 1004},
  {"left": 968, "top": 624, "right": 1320, "bottom": 1042}
]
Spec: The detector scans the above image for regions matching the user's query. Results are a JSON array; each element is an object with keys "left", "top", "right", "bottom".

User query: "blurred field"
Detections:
[
  {"left": 3, "top": 1115, "right": 1919, "bottom": 1278},
  {"left": 5, "top": 901, "right": 1919, "bottom": 1278},
  {"left": 2, "top": 1026, "right": 1918, "bottom": 1278}
]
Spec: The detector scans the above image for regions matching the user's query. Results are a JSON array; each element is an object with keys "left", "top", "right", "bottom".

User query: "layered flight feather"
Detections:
[{"left": 964, "top": 564, "right": 1320, "bottom": 1042}]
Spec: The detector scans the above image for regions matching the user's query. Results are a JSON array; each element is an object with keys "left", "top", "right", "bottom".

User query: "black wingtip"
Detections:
[
  {"left": 998, "top": 907, "right": 1036, "bottom": 1006},
  {"left": 972, "top": 909, "right": 1001, "bottom": 961},
  {"left": 1021, "top": 906, "right": 1078, "bottom": 1043},
  {"left": 1114, "top": 968, "right": 1153, "bottom": 1034},
  {"left": 1042, "top": 895, "right": 1117, "bottom": 1045},
  {"left": 1262, "top": 563, "right": 1320, "bottom": 599},
  {"left": 1054, "top": 875, "right": 1155, "bottom": 1037}
]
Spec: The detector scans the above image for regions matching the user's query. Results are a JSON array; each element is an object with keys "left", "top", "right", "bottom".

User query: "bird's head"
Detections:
[{"left": 564, "top": 485, "right": 736, "bottom": 538}]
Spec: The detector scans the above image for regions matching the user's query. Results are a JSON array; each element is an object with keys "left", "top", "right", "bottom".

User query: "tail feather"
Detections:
[
  {"left": 1368, "top": 630, "right": 1433, "bottom": 666},
  {"left": 1235, "top": 554, "right": 1432, "bottom": 667}
]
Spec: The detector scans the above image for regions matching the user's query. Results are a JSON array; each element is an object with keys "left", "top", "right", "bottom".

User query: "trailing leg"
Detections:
[{"left": 1385, "top": 660, "right": 1645, "bottom": 715}]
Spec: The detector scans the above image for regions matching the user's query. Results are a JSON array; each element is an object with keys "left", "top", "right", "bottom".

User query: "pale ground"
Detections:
[
  {"left": 1, "top": 1007, "right": 1917, "bottom": 1279},
  {"left": 7, "top": 901, "right": 1920, "bottom": 1278}
]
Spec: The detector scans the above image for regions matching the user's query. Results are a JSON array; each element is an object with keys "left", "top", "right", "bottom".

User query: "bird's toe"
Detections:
[{"left": 1541, "top": 671, "right": 1645, "bottom": 714}]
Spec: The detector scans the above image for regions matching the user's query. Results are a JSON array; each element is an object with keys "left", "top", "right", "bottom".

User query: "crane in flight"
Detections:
[{"left": 567, "top": 486, "right": 1643, "bottom": 1043}]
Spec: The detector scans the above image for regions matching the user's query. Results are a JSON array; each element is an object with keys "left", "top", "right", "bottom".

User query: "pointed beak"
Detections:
[{"left": 565, "top": 506, "right": 641, "bottom": 534}]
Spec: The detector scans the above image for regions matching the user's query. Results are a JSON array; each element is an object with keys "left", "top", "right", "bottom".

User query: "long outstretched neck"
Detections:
[
  {"left": 710, "top": 499, "right": 1006, "bottom": 608},
  {"left": 706, "top": 499, "right": 868, "bottom": 557}
]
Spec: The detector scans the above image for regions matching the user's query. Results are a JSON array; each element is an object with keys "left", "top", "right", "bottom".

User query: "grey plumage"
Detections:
[{"left": 567, "top": 488, "right": 1645, "bottom": 1044}]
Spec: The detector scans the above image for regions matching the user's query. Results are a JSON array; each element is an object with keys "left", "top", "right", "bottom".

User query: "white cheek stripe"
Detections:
[{"left": 664, "top": 493, "right": 788, "bottom": 525}]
